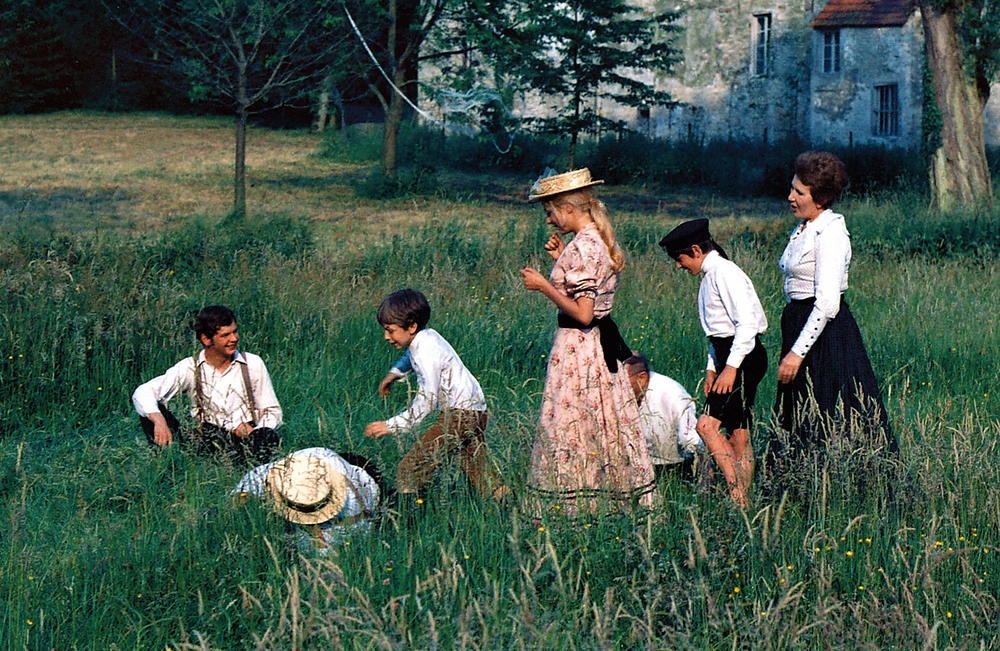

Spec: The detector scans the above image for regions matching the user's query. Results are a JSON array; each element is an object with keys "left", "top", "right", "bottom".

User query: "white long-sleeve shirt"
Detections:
[
  {"left": 385, "top": 328, "right": 487, "bottom": 433},
  {"left": 638, "top": 372, "right": 701, "bottom": 465},
  {"left": 779, "top": 209, "right": 851, "bottom": 357},
  {"left": 132, "top": 350, "right": 283, "bottom": 431},
  {"left": 697, "top": 250, "right": 768, "bottom": 372}
]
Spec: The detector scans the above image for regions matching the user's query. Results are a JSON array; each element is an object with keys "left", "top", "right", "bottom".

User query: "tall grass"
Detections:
[{"left": 2, "top": 191, "right": 1000, "bottom": 648}]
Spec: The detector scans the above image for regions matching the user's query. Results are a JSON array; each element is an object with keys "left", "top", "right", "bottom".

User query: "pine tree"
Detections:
[
  {"left": 0, "top": 1, "right": 77, "bottom": 113},
  {"left": 464, "top": 0, "right": 681, "bottom": 167}
]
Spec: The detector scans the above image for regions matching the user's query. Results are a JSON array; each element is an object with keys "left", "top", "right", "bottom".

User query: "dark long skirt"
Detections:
[{"left": 771, "top": 298, "right": 898, "bottom": 461}]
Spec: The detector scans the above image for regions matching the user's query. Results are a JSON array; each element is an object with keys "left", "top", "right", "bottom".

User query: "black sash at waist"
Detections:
[
  {"left": 788, "top": 296, "right": 848, "bottom": 308},
  {"left": 557, "top": 313, "right": 630, "bottom": 373}
]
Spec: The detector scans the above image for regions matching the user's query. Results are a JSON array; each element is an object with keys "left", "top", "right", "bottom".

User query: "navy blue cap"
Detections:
[{"left": 659, "top": 219, "right": 711, "bottom": 257}]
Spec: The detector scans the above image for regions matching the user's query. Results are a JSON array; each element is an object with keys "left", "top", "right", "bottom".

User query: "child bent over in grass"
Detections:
[
  {"left": 660, "top": 219, "right": 768, "bottom": 508},
  {"left": 365, "top": 288, "right": 505, "bottom": 500}
]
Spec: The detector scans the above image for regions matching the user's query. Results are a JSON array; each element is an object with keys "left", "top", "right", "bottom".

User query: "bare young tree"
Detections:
[{"left": 111, "top": 0, "right": 347, "bottom": 216}]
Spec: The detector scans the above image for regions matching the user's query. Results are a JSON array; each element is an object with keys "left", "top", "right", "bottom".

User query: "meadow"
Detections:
[{"left": 2, "top": 113, "right": 1000, "bottom": 649}]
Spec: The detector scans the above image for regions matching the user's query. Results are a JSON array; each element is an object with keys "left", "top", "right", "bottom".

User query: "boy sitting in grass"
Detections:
[{"left": 364, "top": 288, "right": 505, "bottom": 501}]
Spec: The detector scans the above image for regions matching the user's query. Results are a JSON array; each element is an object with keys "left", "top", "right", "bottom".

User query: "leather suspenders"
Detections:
[
  {"left": 192, "top": 355, "right": 259, "bottom": 428},
  {"left": 239, "top": 362, "right": 259, "bottom": 427}
]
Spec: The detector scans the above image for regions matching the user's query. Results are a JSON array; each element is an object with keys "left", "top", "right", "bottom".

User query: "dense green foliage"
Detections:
[
  {"left": 326, "top": 123, "right": 973, "bottom": 201},
  {"left": 3, "top": 184, "right": 1000, "bottom": 647},
  {"left": 457, "top": 0, "right": 681, "bottom": 166}
]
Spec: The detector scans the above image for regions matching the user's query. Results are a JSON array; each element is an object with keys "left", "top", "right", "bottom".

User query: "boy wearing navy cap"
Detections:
[{"left": 660, "top": 219, "right": 768, "bottom": 508}]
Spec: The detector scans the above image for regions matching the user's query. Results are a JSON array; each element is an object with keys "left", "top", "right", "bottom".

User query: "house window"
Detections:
[
  {"left": 873, "top": 84, "right": 900, "bottom": 137},
  {"left": 822, "top": 30, "right": 840, "bottom": 73},
  {"left": 754, "top": 14, "right": 771, "bottom": 76}
]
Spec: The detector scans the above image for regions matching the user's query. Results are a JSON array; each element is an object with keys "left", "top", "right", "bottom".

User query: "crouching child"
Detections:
[{"left": 365, "top": 288, "right": 505, "bottom": 501}]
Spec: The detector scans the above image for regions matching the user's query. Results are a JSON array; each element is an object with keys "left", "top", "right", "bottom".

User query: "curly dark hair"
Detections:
[
  {"left": 192, "top": 305, "right": 236, "bottom": 340},
  {"left": 794, "top": 151, "right": 848, "bottom": 209}
]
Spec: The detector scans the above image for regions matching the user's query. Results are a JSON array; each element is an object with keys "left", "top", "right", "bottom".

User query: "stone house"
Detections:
[
  {"left": 422, "top": 0, "right": 999, "bottom": 148},
  {"left": 635, "top": 0, "right": 1000, "bottom": 147}
]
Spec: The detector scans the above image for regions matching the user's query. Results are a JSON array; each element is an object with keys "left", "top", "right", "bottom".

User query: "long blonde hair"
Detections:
[{"left": 552, "top": 189, "right": 625, "bottom": 273}]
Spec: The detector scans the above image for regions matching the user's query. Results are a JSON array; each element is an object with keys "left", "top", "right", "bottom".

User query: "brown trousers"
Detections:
[{"left": 396, "top": 409, "right": 501, "bottom": 497}]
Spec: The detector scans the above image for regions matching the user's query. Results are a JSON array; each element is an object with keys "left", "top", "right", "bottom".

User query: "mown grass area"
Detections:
[{"left": 2, "top": 113, "right": 1000, "bottom": 649}]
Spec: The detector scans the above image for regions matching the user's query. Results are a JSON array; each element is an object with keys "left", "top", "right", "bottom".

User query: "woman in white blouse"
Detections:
[{"left": 772, "top": 151, "right": 897, "bottom": 465}]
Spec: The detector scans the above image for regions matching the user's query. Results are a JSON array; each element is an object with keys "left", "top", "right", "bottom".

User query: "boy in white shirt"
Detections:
[
  {"left": 660, "top": 220, "right": 768, "bottom": 508},
  {"left": 365, "top": 289, "right": 504, "bottom": 499},
  {"left": 132, "top": 305, "right": 282, "bottom": 464},
  {"left": 624, "top": 354, "right": 702, "bottom": 479}
]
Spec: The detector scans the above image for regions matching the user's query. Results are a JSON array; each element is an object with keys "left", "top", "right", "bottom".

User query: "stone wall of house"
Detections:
[
  {"left": 643, "top": 0, "right": 817, "bottom": 145},
  {"left": 419, "top": 0, "right": 1000, "bottom": 149},
  {"left": 495, "top": 0, "right": 818, "bottom": 145},
  {"left": 808, "top": 14, "right": 924, "bottom": 148}
]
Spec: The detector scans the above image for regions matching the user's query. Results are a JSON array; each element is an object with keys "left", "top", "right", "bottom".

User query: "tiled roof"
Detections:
[{"left": 811, "top": 0, "right": 914, "bottom": 28}]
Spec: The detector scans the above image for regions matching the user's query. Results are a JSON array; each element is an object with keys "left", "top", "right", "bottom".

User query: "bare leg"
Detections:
[
  {"left": 729, "top": 428, "right": 754, "bottom": 498},
  {"left": 696, "top": 414, "right": 747, "bottom": 508}
]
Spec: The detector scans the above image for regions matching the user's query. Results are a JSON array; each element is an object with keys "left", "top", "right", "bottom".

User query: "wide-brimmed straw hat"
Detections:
[
  {"left": 528, "top": 168, "right": 604, "bottom": 202},
  {"left": 264, "top": 453, "right": 348, "bottom": 525}
]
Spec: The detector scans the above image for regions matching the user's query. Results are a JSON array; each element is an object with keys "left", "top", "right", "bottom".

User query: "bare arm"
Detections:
[{"left": 520, "top": 267, "right": 595, "bottom": 325}]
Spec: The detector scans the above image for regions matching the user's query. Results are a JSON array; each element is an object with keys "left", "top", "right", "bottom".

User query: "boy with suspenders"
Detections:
[{"left": 132, "top": 305, "right": 282, "bottom": 464}]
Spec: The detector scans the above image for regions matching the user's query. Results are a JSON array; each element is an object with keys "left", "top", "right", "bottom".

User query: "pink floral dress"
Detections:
[{"left": 527, "top": 223, "right": 656, "bottom": 515}]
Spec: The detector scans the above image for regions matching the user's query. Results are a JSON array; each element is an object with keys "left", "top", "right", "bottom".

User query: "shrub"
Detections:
[
  {"left": 352, "top": 165, "right": 444, "bottom": 200},
  {"left": 320, "top": 124, "right": 383, "bottom": 163},
  {"left": 145, "top": 214, "right": 314, "bottom": 274},
  {"left": 320, "top": 121, "right": 997, "bottom": 206}
]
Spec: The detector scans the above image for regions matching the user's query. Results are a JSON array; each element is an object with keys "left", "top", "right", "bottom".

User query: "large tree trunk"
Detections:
[{"left": 919, "top": 0, "right": 993, "bottom": 212}]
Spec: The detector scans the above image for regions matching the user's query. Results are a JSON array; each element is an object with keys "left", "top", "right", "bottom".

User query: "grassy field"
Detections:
[{"left": 2, "top": 112, "right": 1000, "bottom": 649}]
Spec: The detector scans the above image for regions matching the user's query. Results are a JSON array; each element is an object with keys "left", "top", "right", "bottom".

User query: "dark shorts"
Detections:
[{"left": 704, "top": 336, "right": 767, "bottom": 431}]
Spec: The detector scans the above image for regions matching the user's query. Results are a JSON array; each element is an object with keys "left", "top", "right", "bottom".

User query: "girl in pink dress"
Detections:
[{"left": 520, "top": 169, "right": 656, "bottom": 516}]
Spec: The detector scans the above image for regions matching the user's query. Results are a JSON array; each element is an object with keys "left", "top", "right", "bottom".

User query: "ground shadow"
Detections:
[{"left": 0, "top": 187, "right": 139, "bottom": 233}]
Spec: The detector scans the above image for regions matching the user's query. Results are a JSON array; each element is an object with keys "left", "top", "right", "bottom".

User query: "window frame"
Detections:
[
  {"left": 822, "top": 29, "right": 840, "bottom": 73},
  {"left": 753, "top": 13, "right": 772, "bottom": 76},
  {"left": 872, "top": 83, "right": 900, "bottom": 137}
]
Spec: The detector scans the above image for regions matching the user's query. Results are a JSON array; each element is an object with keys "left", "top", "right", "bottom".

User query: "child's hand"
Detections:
[
  {"left": 364, "top": 421, "right": 390, "bottom": 439},
  {"left": 543, "top": 233, "right": 565, "bottom": 260},
  {"left": 520, "top": 267, "right": 547, "bottom": 292},
  {"left": 711, "top": 366, "right": 738, "bottom": 394},
  {"left": 378, "top": 373, "right": 398, "bottom": 397},
  {"left": 703, "top": 369, "right": 717, "bottom": 397}
]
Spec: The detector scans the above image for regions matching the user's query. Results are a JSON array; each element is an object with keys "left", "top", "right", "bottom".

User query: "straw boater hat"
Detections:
[
  {"left": 264, "top": 453, "right": 348, "bottom": 525},
  {"left": 528, "top": 168, "right": 604, "bottom": 202}
]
